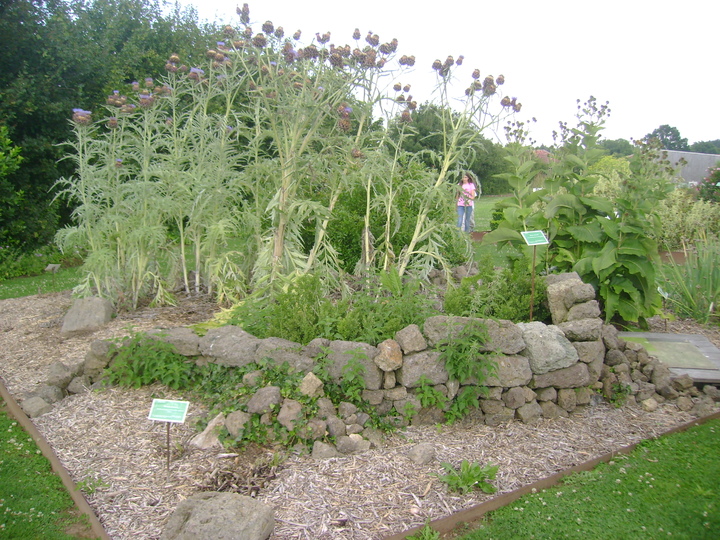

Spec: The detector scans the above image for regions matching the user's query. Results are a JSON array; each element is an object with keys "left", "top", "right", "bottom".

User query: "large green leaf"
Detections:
[
  {"left": 579, "top": 196, "right": 615, "bottom": 215},
  {"left": 598, "top": 218, "right": 619, "bottom": 240},
  {"left": 566, "top": 221, "right": 604, "bottom": 243},
  {"left": 592, "top": 241, "right": 617, "bottom": 276},
  {"left": 480, "top": 227, "right": 524, "bottom": 245},
  {"left": 544, "top": 193, "right": 585, "bottom": 219}
]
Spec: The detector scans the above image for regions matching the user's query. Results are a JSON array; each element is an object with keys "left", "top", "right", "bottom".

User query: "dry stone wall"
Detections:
[{"left": 22, "top": 273, "right": 720, "bottom": 456}]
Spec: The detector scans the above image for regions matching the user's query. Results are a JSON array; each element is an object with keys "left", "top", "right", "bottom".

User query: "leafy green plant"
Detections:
[
  {"left": 445, "top": 385, "right": 483, "bottom": 423},
  {"left": 407, "top": 521, "right": 441, "bottom": 540},
  {"left": 660, "top": 233, "right": 720, "bottom": 324},
  {"left": 415, "top": 376, "right": 447, "bottom": 409},
  {"left": 437, "top": 320, "right": 496, "bottom": 385},
  {"left": 105, "top": 333, "right": 197, "bottom": 389},
  {"left": 697, "top": 165, "right": 720, "bottom": 203},
  {"left": 340, "top": 354, "right": 367, "bottom": 403},
  {"left": 436, "top": 459, "right": 498, "bottom": 494},
  {"left": 609, "top": 382, "right": 632, "bottom": 408}
]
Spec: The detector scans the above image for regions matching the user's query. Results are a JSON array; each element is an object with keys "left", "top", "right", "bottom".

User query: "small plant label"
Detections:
[
  {"left": 148, "top": 399, "right": 189, "bottom": 424},
  {"left": 521, "top": 230, "right": 549, "bottom": 246}
]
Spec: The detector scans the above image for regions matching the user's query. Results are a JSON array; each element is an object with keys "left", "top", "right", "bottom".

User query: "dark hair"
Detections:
[{"left": 460, "top": 171, "right": 476, "bottom": 185}]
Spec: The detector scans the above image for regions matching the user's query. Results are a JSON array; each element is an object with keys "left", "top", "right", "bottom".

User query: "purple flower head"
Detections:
[
  {"left": 217, "top": 41, "right": 225, "bottom": 47},
  {"left": 344, "top": 106, "right": 353, "bottom": 114},
  {"left": 270, "top": 61, "right": 277, "bottom": 66},
  {"left": 113, "top": 90, "right": 119, "bottom": 95},
  {"left": 226, "top": 125, "right": 235, "bottom": 133},
  {"left": 190, "top": 67, "right": 205, "bottom": 75}
]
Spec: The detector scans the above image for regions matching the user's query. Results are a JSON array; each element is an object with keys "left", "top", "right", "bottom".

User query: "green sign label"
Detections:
[
  {"left": 521, "top": 230, "right": 549, "bottom": 246},
  {"left": 148, "top": 399, "right": 190, "bottom": 424}
]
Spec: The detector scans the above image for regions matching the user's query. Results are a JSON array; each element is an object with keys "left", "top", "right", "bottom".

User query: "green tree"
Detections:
[
  {"left": 645, "top": 124, "right": 689, "bottom": 151},
  {"left": 599, "top": 138, "right": 633, "bottom": 156},
  {"left": 0, "top": 0, "right": 212, "bottom": 252},
  {"left": 690, "top": 140, "right": 720, "bottom": 154}
]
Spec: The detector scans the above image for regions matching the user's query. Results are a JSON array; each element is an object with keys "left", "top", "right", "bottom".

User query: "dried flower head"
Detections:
[
  {"left": 329, "top": 53, "right": 344, "bottom": 68},
  {"left": 238, "top": 3, "right": 250, "bottom": 24},
  {"left": 444, "top": 56, "right": 454, "bottom": 67},
  {"left": 223, "top": 25, "right": 235, "bottom": 36},
  {"left": 337, "top": 117, "right": 351, "bottom": 132},
  {"left": 432, "top": 59, "right": 442, "bottom": 71},
  {"left": 131, "top": 81, "right": 140, "bottom": 92},
  {"left": 393, "top": 83, "right": 402, "bottom": 91},
  {"left": 169, "top": 53, "right": 180, "bottom": 64},
  {"left": 316, "top": 32, "right": 330, "bottom": 44},
  {"left": 107, "top": 117, "right": 118, "bottom": 129},
  {"left": 501, "top": 96, "right": 512, "bottom": 107},
  {"left": 353, "top": 28, "right": 361, "bottom": 40},
  {"left": 275, "top": 27, "right": 284, "bottom": 38},
  {"left": 138, "top": 93, "right": 154, "bottom": 107},
  {"left": 114, "top": 158, "right": 123, "bottom": 168},
  {"left": 351, "top": 148, "right": 364, "bottom": 159},
  {"left": 400, "top": 109, "right": 412, "bottom": 123},
  {"left": 496, "top": 74, "right": 505, "bottom": 85},
  {"left": 262, "top": 21, "right": 274, "bottom": 34},
  {"left": 72, "top": 108, "right": 92, "bottom": 124},
  {"left": 366, "top": 32, "right": 380, "bottom": 47},
  {"left": 120, "top": 104, "right": 136, "bottom": 114},
  {"left": 403, "top": 84, "right": 411, "bottom": 93},
  {"left": 471, "top": 68, "right": 480, "bottom": 80},
  {"left": 144, "top": 77, "right": 153, "bottom": 88},
  {"left": 293, "top": 30, "right": 302, "bottom": 40},
  {"left": 456, "top": 55, "right": 464, "bottom": 66},
  {"left": 406, "top": 55, "right": 415, "bottom": 66},
  {"left": 243, "top": 27, "right": 253, "bottom": 38},
  {"left": 253, "top": 34, "right": 267, "bottom": 48}
]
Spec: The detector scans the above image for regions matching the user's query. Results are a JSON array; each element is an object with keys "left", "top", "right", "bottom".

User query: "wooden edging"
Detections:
[
  {"left": 384, "top": 410, "right": 720, "bottom": 539},
  {"left": 0, "top": 376, "right": 111, "bottom": 540}
]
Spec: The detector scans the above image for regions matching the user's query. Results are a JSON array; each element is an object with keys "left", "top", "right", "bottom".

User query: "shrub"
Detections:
[{"left": 654, "top": 188, "right": 720, "bottom": 249}]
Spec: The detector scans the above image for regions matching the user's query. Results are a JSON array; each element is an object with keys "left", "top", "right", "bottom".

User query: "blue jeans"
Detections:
[{"left": 457, "top": 205, "right": 473, "bottom": 232}]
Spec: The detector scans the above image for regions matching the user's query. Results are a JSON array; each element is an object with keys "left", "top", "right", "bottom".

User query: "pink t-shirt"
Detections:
[{"left": 458, "top": 183, "right": 476, "bottom": 207}]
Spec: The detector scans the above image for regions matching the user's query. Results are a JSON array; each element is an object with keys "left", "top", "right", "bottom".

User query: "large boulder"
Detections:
[
  {"left": 160, "top": 492, "right": 274, "bottom": 540},
  {"left": 199, "top": 326, "right": 260, "bottom": 367},
  {"left": 61, "top": 297, "right": 114, "bottom": 336},
  {"left": 516, "top": 322, "right": 578, "bottom": 375},
  {"left": 326, "top": 341, "right": 382, "bottom": 390}
]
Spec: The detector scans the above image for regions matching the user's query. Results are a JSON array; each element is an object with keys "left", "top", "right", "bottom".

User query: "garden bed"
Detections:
[{"left": 0, "top": 292, "right": 713, "bottom": 539}]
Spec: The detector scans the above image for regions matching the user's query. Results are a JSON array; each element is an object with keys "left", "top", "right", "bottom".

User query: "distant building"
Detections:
[{"left": 664, "top": 151, "right": 720, "bottom": 186}]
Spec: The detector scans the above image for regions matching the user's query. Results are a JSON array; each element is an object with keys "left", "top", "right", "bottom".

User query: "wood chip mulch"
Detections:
[{"left": 0, "top": 291, "right": 712, "bottom": 539}]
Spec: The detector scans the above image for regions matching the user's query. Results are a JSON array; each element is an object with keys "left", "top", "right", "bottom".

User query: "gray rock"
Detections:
[
  {"left": 394, "top": 324, "right": 427, "bottom": 354},
  {"left": 641, "top": 397, "right": 659, "bottom": 412},
  {"left": 539, "top": 400, "right": 569, "bottom": 419},
  {"left": 21, "top": 396, "right": 53, "bottom": 417},
  {"left": 566, "top": 300, "right": 601, "bottom": 321},
  {"left": 557, "top": 388, "right": 577, "bottom": 412},
  {"left": 277, "top": 399, "right": 303, "bottom": 431},
  {"left": 422, "top": 316, "right": 524, "bottom": 354},
  {"left": 676, "top": 396, "right": 694, "bottom": 412},
  {"left": 573, "top": 341, "right": 605, "bottom": 364},
  {"left": 225, "top": 410, "right": 251, "bottom": 439},
  {"left": 480, "top": 399, "right": 505, "bottom": 415},
  {"left": 605, "top": 349, "right": 627, "bottom": 367},
  {"left": 394, "top": 395, "right": 421, "bottom": 417},
  {"left": 546, "top": 276, "right": 583, "bottom": 324},
  {"left": 303, "top": 418, "right": 327, "bottom": 440},
  {"left": 651, "top": 363, "right": 673, "bottom": 390},
  {"left": 33, "top": 384, "right": 64, "bottom": 404},
  {"left": 374, "top": 339, "right": 403, "bottom": 371},
  {"left": 326, "top": 415, "right": 347, "bottom": 438},
  {"left": 532, "top": 363, "right": 590, "bottom": 389},
  {"left": 312, "top": 441, "right": 340, "bottom": 459},
  {"left": 336, "top": 434, "right": 371, "bottom": 454},
  {"left": 672, "top": 374, "right": 694, "bottom": 391},
  {"left": 516, "top": 400, "right": 543, "bottom": 424},
  {"left": 602, "top": 324, "right": 622, "bottom": 350},
  {"left": 535, "top": 387, "right": 557, "bottom": 402},
  {"left": 517, "top": 322, "right": 578, "bottom": 375},
  {"left": 383, "top": 370, "right": 396, "bottom": 389},
  {"left": 61, "top": 297, "right": 114, "bottom": 335},
  {"left": 412, "top": 407, "right": 447, "bottom": 425},
  {"left": 298, "top": 372, "right": 324, "bottom": 398},
  {"left": 246, "top": 386, "right": 282, "bottom": 414},
  {"left": 147, "top": 327, "right": 200, "bottom": 356},
  {"left": 67, "top": 375, "right": 91, "bottom": 394},
  {"left": 338, "top": 402, "right": 358, "bottom": 418},
  {"left": 484, "top": 355, "right": 532, "bottom": 387},
  {"left": 558, "top": 318, "right": 604, "bottom": 341},
  {"left": 407, "top": 443, "right": 435, "bottom": 465},
  {"left": 704, "top": 385, "right": 720, "bottom": 401},
  {"left": 255, "top": 337, "right": 313, "bottom": 373},
  {"left": 635, "top": 381, "right": 657, "bottom": 402},
  {"left": 160, "top": 492, "right": 274, "bottom": 540},
  {"left": 396, "top": 351, "right": 447, "bottom": 387},
  {"left": 346, "top": 423, "right": 364, "bottom": 434},
  {"left": 46, "top": 362, "right": 73, "bottom": 389},
  {"left": 502, "top": 387, "right": 526, "bottom": 409},
  {"left": 189, "top": 413, "right": 225, "bottom": 450},
  {"left": 199, "top": 326, "right": 260, "bottom": 368},
  {"left": 575, "top": 387, "right": 594, "bottom": 405},
  {"left": 361, "top": 389, "right": 384, "bottom": 406},
  {"left": 303, "top": 337, "right": 331, "bottom": 359},
  {"left": 243, "top": 370, "right": 263, "bottom": 387},
  {"left": 326, "top": 341, "right": 382, "bottom": 390},
  {"left": 384, "top": 386, "right": 408, "bottom": 401},
  {"left": 484, "top": 408, "right": 515, "bottom": 426}
]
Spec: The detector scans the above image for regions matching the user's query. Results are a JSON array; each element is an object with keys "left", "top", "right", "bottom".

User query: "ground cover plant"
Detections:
[
  {"left": 0, "top": 404, "right": 95, "bottom": 539},
  {"left": 442, "top": 417, "right": 720, "bottom": 540}
]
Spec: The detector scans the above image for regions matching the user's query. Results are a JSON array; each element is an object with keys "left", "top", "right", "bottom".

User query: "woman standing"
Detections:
[{"left": 457, "top": 172, "right": 478, "bottom": 233}]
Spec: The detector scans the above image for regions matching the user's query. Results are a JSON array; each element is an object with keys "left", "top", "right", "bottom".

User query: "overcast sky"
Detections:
[{"left": 179, "top": 0, "right": 718, "bottom": 147}]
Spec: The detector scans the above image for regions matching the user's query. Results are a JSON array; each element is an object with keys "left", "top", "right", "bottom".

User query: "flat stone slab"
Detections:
[{"left": 619, "top": 332, "right": 720, "bottom": 383}]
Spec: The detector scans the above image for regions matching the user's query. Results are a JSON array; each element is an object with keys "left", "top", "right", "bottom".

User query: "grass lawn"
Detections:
[
  {"left": 0, "top": 404, "right": 96, "bottom": 538},
  {"left": 427, "top": 418, "right": 720, "bottom": 540},
  {"left": 0, "top": 266, "right": 82, "bottom": 300}
]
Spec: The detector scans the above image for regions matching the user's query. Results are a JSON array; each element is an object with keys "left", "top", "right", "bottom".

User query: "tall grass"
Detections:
[{"left": 660, "top": 234, "right": 720, "bottom": 325}]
